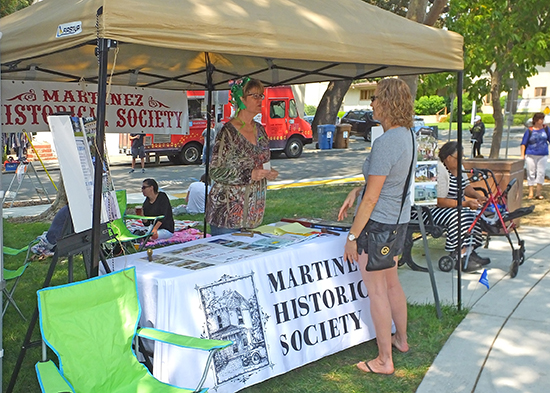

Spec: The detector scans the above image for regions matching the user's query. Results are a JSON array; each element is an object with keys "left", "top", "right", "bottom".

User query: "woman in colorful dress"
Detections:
[{"left": 206, "top": 78, "right": 278, "bottom": 236}]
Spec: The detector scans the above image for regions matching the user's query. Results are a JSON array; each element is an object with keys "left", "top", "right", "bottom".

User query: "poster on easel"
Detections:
[
  {"left": 48, "top": 115, "right": 120, "bottom": 233},
  {"left": 412, "top": 129, "right": 439, "bottom": 206}
]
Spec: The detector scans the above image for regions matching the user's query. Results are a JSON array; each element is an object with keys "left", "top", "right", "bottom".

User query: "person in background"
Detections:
[
  {"left": 129, "top": 132, "right": 145, "bottom": 173},
  {"left": 141, "top": 178, "right": 174, "bottom": 240},
  {"left": 201, "top": 121, "right": 223, "bottom": 167},
  {"left": 206, "top": 77, "right": 278, "bottom": 236},
  {"left": 31, "top": 205, "right": 73, "bottom": 256},
  {"left": 173, "top": 174, "right": 211, "bottom": 215},
  {"left": 338, "top": 78, "right": 414, "bottom": 375},
  {"left": 521, "top": 112, "right": 550, "bottom": 200},
  {"left": 470, "top": 115, "right": 485, "bottom": 158},
  {"left": 420, "top": 141, "right": 490, "bottom": 272}
]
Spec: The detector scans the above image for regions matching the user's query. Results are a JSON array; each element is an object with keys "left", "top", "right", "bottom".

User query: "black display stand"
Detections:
[{"left": 6, "top": 224, "right": 113, "bottom": 393}]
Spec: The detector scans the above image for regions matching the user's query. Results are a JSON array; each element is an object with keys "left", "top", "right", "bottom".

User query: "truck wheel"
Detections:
[
  {"left": 284, "top": 138, "right": 303, "bottom": 158},
  {"left": 168, "top": 155, "right": 181, "bottom": 164},
  {"left": 179, "top": 142, "right": 202, "bottom": 165}
]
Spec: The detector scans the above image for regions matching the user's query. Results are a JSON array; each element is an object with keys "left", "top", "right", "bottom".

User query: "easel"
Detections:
[
  {"left": 6, "top": 222, "right": 113, "bottom": 393},
  {"left": 2, "top": 161, "right": 51, "bottom": 207}
]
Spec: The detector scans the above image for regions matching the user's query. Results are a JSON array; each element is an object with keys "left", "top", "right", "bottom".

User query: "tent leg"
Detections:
[
  {"left": 456, "top": 71, "right": 464, "bottom": 311},
  {"left": 91, "top": 35, "right": 113, "bottom": 277},
  {"left": 203, "top": 55, "right": 214, "bottom": 238}
]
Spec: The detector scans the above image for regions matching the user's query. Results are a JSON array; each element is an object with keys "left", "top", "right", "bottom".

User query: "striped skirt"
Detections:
[{"left": 412, "top": 207, "right": 484, "bottom": 252}]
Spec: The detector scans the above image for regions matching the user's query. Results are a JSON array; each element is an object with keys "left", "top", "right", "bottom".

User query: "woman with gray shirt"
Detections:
[{"left": 338, "top": 78, "right": 415, "bottom": 375}]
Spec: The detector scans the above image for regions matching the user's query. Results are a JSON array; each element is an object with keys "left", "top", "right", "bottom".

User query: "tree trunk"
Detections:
[
  {"left": 424, "top": 0, "right": 447, "bottom": 26},
  {"left": 400, "top": 75, "right": 419, "bottom": 102},
  {"left": 406, "top": 0, "right": 428, "bottom": 22},
  {"left": 312, "top": 80, "right": 352, "bottom": 139},
  {"left": 489, "top": 70, "right": 504, "bottom": 159},
  {"left": 34, "top": 175, "right": 67, "bottom": 221},
  {"left": 400, "top": 0, "right": 445, "bottom": 99}
]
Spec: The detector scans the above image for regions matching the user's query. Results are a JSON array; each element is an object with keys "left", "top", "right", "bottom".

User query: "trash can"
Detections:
[
  {"left": 317, "top": 124, "right": 334, "bottom": 150},
  {"left": 334, "top": 124, "right": 351, "bottom": 149}
]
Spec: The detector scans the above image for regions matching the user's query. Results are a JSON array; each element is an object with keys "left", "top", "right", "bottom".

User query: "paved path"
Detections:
[{"left": 411, "top": 226, "right": 550, "bottom": 393}]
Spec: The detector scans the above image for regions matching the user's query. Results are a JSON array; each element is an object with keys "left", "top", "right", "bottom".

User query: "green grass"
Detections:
[
  {"left": 241, "top": 304, "right": 466, "bottom": 393},
  {"left": 3, "top": 184, "right": 466, "bottom": 393},
  {"left": 425, "top": 122, "right": 494, "bottom": 131}
]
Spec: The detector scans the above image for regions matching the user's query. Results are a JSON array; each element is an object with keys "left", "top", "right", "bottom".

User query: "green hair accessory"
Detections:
[{"left": 230, "top": 77, "right": 251, "bottom": 113}]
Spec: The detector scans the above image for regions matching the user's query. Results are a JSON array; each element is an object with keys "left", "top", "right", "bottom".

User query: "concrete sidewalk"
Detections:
[{"left": 406, "top": 226, "right": 550, "bottom": 393}]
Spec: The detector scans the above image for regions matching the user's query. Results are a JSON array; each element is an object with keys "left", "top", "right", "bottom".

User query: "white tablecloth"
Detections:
[{"left": 108, "top": 233, "right": 375, "bottom": 392}]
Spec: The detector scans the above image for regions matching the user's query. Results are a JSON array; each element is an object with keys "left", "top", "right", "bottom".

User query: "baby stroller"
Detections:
[{"left": 438, "top": 168, "right": 535, "bottom": 278}]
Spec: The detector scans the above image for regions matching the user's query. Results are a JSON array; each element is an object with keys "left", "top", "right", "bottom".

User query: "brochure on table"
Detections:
[
  {"left": 141, "top": 232, "right": 312, "bottom": 271},
  {"left": 48, "top": 115, "right": 120, "bottom": 233}
]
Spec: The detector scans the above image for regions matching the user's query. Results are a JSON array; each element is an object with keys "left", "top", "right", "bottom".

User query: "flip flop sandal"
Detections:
[{"left": 356, "top": 361, "right": 394, "bottom": 376}]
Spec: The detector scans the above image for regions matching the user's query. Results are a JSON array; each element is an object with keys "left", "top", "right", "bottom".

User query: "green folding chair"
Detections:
[
  {"left": 105, "top": 190, "right": 163, "bottom": 253},
  {"left": 35, "top": 267, "right": 232, "bottom": 393},
  {"left": 3, "top": 262, "right": 31, "bottom": 321},
  {"left": 3, "top": 240, "right": 37, "bottom": 320}
]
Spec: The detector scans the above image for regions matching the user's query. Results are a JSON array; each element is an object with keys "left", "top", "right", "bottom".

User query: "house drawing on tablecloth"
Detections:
[{"left": 198, "top": 273, "right": 269, "bottom": 385}]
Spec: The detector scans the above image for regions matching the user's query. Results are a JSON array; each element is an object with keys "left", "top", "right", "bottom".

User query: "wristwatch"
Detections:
[{"left": 347, "top": 232, "right": 357, "bottom": 242}]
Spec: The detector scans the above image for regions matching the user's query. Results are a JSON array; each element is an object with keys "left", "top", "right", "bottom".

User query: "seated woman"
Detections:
[
  {"left": 416, "top": 142, "right": 490, "bottom": 272},
  {"left": 141, "top": 178, "right": 174, "bottom": 240}
]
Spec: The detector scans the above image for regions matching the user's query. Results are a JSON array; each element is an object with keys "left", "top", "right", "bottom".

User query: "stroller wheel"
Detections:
[
  {"left": 510, "top": 260, "right": 519, "bottom": 278},
  {"left": 513, "top": 248, "right": 526, "bottom": 266},
  {"left": 438, "top": 255, "right": 454, "bottom": 272}
]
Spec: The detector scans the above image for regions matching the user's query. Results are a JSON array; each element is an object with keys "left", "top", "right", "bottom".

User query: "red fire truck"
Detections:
[{"left": 143, "top": 86, "right": 312, "bottom": 164}]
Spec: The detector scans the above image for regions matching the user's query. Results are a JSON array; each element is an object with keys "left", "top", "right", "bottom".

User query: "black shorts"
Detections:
[
  {"left": 131, "top": 145, "right": 145, "bottom": 158},
  {"left": 356, "top": 219, "right": 409, "bottom": 257}
]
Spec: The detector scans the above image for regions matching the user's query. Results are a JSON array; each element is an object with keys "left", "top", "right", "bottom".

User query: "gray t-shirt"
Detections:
[{"left": 361, "top": 126, "right": 416, "bottom": 224}]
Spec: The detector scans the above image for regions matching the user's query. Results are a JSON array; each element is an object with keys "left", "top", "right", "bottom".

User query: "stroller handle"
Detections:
[{"left": 503, "top": 178, "right": 517, "bottom": 197}]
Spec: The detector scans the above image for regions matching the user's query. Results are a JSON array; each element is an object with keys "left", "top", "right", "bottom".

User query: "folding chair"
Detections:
[
  {"left": 3, "top": 262, "right": 31, "bottom": 321},
  {"left": 3, "top": 240, "right": 36, "bottom": 320},
  {"left": 35, "top": 267, "right": 232, "bottom": 393},
  {"left": 105, "top": 190, "right": 163, "bottom": 253}
]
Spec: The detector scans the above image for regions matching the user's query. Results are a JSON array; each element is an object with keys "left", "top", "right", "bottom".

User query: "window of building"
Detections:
[
  {"left": 360, "top": 90, "right": 374, "bottom": 101},
  {"left": 534, "top": 87, "right": 547, "bottom": 106}
]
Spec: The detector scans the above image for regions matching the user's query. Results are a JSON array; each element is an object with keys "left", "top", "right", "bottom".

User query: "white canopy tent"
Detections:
[
  {"left": 1, "top": 1, "right": 467, "bottom": 390},
  {"left": 1, "top": 0, "right": 463, "bottom": 88}
]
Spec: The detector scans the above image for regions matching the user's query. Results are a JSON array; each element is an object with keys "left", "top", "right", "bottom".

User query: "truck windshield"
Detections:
[{"left": 270, "top": 101, "right": 286, "bottom": 119}]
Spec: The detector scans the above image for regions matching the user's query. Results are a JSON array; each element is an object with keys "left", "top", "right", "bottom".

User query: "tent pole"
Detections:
[
  {"left": 0, "top": 31, "right": 4, "bottom": 393},
  {"left": 456, "top": 71, "right": 464, "bottom": 310},
  {"left": 203, "top": 55, "right": 214, "bottom": 238},
  {"left": 91, "top": 34, "right": 113, "bottom": 275}
]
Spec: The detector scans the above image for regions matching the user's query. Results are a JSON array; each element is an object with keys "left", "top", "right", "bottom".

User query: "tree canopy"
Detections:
[
  {"left": 0, "top": 0, "right": 32, "bottom": 17},
  {"left": 447, "top": 0, "right": 550, "bottom": 157}
]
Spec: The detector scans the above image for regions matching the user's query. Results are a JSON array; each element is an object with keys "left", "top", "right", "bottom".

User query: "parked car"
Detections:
[
  {"left": 340, "top": 110, "right": 380, "bottom": 141},
  {"left": 412, "top": 116, "right": 426, "bottom": 132},
  {"left": 303, "top": 115, "right": 340, "bottom": 126}
]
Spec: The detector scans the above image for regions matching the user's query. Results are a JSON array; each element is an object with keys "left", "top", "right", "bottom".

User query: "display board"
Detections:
[
  {"left": 48, "top": 115, "right": 120, "bottom": 233},
  {"left": 414, "top": 129, "right": 439, "bottom": 206}
]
